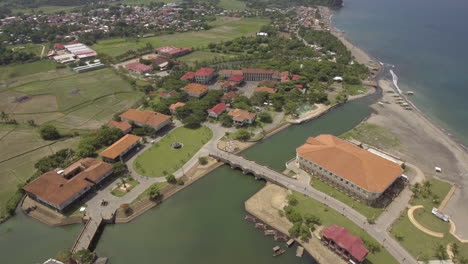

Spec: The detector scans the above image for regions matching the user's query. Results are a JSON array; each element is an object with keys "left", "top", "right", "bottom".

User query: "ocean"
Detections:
[{"left": 332, "top": 0, "right": 468, "bottom": 146}]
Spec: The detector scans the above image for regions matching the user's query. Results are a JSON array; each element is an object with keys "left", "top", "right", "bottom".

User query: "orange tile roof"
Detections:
[
  {"left": 255, "top": 86, "right": 278, "bottom": 94},
  {"left": 169, "top": 102, "right": 185, "bottom": 111},
  {"left": 228, "top": 109, "right": 256, "bottom": 122},
  {"left": 183, "top": 83, "right": 208, "bottom": 95},
  {"left": 100, "top": 134, "right": 141, "bottom": 160},
  {"left": 23, "top": 158, "right": 113, "bottom": 208},
  {"left": 296, "top": 135, "right": 403, "bottom": 193},
  {"left": 242, "top": 68, "right": 274, "bottom": 74},
  {"left": 120, "top": 109, "right": 171, "bottom": 127},
  {"left": 108, "top": 120, "right": 132, "bottom": 132}
]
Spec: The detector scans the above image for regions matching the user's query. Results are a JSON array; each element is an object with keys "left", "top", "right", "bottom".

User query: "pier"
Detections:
[{"left": 71, "top": 217, "right": 103, "bottom": 253}]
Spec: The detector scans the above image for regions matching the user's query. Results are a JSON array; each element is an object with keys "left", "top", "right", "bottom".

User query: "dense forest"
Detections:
[{"left": 0, "top": 45, "right": 37, "bottom": 65}]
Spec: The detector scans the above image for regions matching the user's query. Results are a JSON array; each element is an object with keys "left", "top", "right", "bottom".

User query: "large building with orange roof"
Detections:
[
  {"left": 183, "top": 83, "right": 209, "bottom": 98},
  {"left": 296, "top": 135, "right": 404, "bottom": 203},
  {"left": 100, "top": 134, "right": 142, "bottom": 162},
  {"left": 23, "top": 158, "right": 113, "bottom": 210},
  {"left": 120, "top": 109, "right": 171, "bottom": 131}
]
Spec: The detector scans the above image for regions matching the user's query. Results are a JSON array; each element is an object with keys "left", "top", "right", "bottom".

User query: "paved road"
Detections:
[{"left": 210, "top": 149, "right": 418, "bottom": 264}]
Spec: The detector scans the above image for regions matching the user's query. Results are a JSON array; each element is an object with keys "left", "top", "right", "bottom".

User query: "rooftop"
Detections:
[
  {"left": 100, "top": 134, "right": 141, "bottom": 160},
  {"left": 23, "top": 158, "right": 113, "bottom": 208},
  {"left": 322, "top": 225, "right": 369, "bottom": 262},
  {"left": 228, "top": 108, "right": 256, "bottom": 122},
  {"left": 207, "top": 103, "right": 227, "bottom": 115},
  {"left": 183, "top": 83, "right": 208, "bottom": 95},
  {"left": 255, "top": 86, "right": 278, "bottom": 94},
  {"left": 296, "top": 135, "right": 403, "bottom": 193},
  {"left": 107, "top": 120, "right": 132, "bottom": 132},
  {"left": 180, "top": 72, "right": 196, "bottom": 81},
  {"left": 169, "top": 102, "right": 186, "bottom": 112},
  {"left": 120, "top": 109, "right": 171, "bottom": 127},
  {"left": 195, "top": 67, "right": 216, "bottom": 76},
  {"left": 125, "top": 62, "right": 153, "bottom": 73}
]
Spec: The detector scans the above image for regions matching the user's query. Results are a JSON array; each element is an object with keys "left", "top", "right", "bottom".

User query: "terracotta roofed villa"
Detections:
[
  {"left": 120, "top": 109, "right": 171, "bottom": 131},
  {"left": 183, "top": 83, "right": 209, "bottom": 98},
  {"left": 321, "top": 225, "right": 369, "bottom": 263},
  {"left": 100, "top": 134, "right": 142, "bottom": 162},
  {"left": 107, "top": 120, "right": 132, "bottom": 134},
  {"left": 228, "top": 108, "right": 256, "bottom": 126},
  {"left": 23, "top": 158, "right": 113, "bottom": 211},
  {"left": 296, "top": 134, "right": 403, "bottom": 203}
]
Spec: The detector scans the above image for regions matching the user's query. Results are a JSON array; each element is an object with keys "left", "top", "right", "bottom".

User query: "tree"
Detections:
[
  {"left": 176, "top": 178, "right": 184, "bottom": 185},
  {"left": 300, "top": 223, "right": 311, "bottom": 242},
  {"left": 303, "top": 213, "right": 321, "bottom": 225},
  {"left": 72, "top": 249, "right": 95, "bottom": 264},
  {"left": 219, "top": 113, "right": 233, "bottom": 127},
  {"left": 288, "top": 222, "right": 302, "bottom": 237},
  {"left": 113, "top": 162, "right": 128, "bottom": 175},
  {"left": 233, "top": 129, "right": 250, "bottom": 141},
  {"left": 39, "top": 124, "right": 60, "bottom": 140},
  {"left": 55, "top": 250, "right": 72, "bottom": 263},
  {"left": 451, "top": 242, "right": 459, "bottom": 256},
  {"left": 166, "top": 174, "right": 177, "bottom": 184},
  {"left": 198, "top": 157, "right": 208, "bottom": 165},
  {"left": 148, "top": 184, "right": 161, "bottom": 200},
  {"left": 435, "top": 243, "right": 448, "bottom": 260},
  {"left": 394, "top": 231, "right": 404, "bottom": 241},
  {"left": 258, "top": 112, "right": 273, "bottom": 123},
  {"left": 364, "top": 240, "right": 380, "bottom": 254},
  {"left": 287, "top": 196, "right": 298, "bottom": 206}
]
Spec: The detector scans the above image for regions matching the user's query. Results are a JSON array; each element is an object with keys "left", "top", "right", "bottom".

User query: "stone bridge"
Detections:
[
  {"left": 209, "top": 149, "right": 291, "bottom": 188},
  {"left": 71, "top": 217, "right": 103, "bottom": 253}
]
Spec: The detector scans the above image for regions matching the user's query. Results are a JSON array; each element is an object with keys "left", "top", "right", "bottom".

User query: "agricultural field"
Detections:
[
  {"left": 0, "top": 60, "right": 59, "bottom": 84},
  {"left": 8, "top": 43, "right": 48, "bottom": 58},
  {"left": 134, "top": 126, "right": 213, "bottom": 177},
  {"left": 92, "top": 17, "right": 269, "bottom": 57},
  {"left": 218, "top": 0, "right": 247, "bottom": 10},
  {"left": 1, "top": 67, "right": 141, "bottom": 130},
  {"left": 12, "top": 5, "right": 79, "bottom": 14}
]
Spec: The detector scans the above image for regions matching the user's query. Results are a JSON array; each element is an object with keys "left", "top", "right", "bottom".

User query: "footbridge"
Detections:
[
  {"left": 209, "top": 149, "right": 295, "bottom": 188},
  {"left": 71, "top": 217, "right": 103, "bottom": 253}
]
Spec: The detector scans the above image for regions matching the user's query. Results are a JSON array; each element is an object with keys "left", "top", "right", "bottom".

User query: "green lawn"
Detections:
[
  {"left": 289, "top": 192, "right": 398, "bottom": 264},
  {"left": 178, "top": 51, "right": 235, "bottom": 66},
  {"left": 132, "top": 182, "right": 168, "bottom": 204},
  {"left": 311, "top": 179, "right": 383, "bottom": 220},
  {"left": 12, "top": 5, "right": 79, "bottom": 14},
  {"left": 134, "top": 126, "right": 213, "bottom": 177},
  {"left": 111, "top": 178, "right": 140, "bottom": 197},
  {"left": 8, "top": 43, "right": 48, "bottom": 57},
  {"left": 92, "top": 17, "right": 269, "bottom": 57},
  {"left": 390, "top": 179, "right": 468, "bottom": 261},
  {"left": 218, "top": 0, "right": 247, "bottom": 10},
  {"left": 341, "top": 123, "right": 400, "bottom": 149}
]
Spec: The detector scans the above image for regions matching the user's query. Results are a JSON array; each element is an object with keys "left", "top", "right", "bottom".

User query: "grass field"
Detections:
[
  {"left": 111, "top": 178, "right": 140, "bottom": 197},
  {"left": 0, "top": 60, "right": 58, "bottom": 82},
  {"left": 345, "top": 84, "right": 367, "bottom": 95},
  {"left": 311, "top": 179, "right": 383, "bottom": 220},
  {"left": 132, "top": 182, "right": 168, "bottom": 204},
  {"left": 218, "top": 0, "right": 247, "bottom": 10},
  {"left": 341, "top": 123, "right": 400, "bottom": 149},
  {"left": 134, "top": 126, "right": 213, "bottom": 177},
  {"left": 12, "top": 5, "right": 79, "bottom": 14},
  {"left": 178, "top": 51, "right": 236, "bottom": 66},
  {"left": 390, "top": 179, "right": 468, "bottom": 261},
  {"left": 92, "top": 17, "right": 269, "bottom": 57},
  {"left": 289, "top": 192, "right": 398, "bottom": 264},
  {"left": 8, "top": 43, "right": 48, "bottom": 57}
]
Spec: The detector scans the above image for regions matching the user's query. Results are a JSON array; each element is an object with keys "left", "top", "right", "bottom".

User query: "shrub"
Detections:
[
  {"left": 166, "top": 174, "right": 177, "bottom": 184},
  {"left": 39, "top": 124, "right": 60, "bottom": 140},
  {"left": 176, "top": 178, "right": 185, "bottom": 185},
  {"left": 198, "top": 156, "right": 208, "bottom": 165}
]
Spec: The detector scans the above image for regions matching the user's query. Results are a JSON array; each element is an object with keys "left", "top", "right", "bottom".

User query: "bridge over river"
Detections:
[
  {"left": 209, "top": 149, "right": 417, "bottom": 264},
  {"left": 71, "top": 217, "right": 103, "bottom": 253}
]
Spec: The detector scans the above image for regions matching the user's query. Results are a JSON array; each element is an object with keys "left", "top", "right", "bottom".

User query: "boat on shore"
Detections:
[
  {"left": 274, "top": 234, "right": 288, "bottom": 241},
  {"left": 255, "top": 223, "right": 267, "bottom": 229},
  {"left": 406, "top": 91, "right": 414, "bottom": 95},
  {"left": 286, "top": 239, "right": 295, "bottom": 247},
  {"left": 273, "top": 246, "right": 286, "bottom": 257},
  {"left": 244, "top": 215, "right": 256, "bottom": 222},
  {"left": 264, "top": 229, "right": 277, "bottom": 236}
]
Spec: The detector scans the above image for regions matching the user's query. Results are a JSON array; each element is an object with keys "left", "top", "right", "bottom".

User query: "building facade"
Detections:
[{"left": 296, "top": 135, "right": 403, "bottom": 204}]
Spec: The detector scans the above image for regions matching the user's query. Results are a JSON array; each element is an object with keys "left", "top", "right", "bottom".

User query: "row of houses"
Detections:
[{"left": 49, "top": 42, "right": 98, "bottom": 63}]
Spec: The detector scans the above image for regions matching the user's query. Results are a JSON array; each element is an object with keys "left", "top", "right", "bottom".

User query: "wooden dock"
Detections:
[{"left": 296, "top": 246, "right": 304, "bottom": 257}]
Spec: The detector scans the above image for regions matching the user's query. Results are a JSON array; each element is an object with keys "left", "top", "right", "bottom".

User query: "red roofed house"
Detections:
[
  {"left": 23, "top": 158, "right": 113, "bottom": 211},
  {"left": 125, "top": 62, "right": 153, "bottom": 74},
  {"left": 228, "top": 109, "right": 256, "bottom": 126},
  {"left": 229, "top": 74, "right": 244, "bottom": 84},
  {"left": 207, "top": 103, "right": 227, "bottom": 119},
  {"left": 120, "top": 109, "right": 172, "bottom": 132},
  {"left": 195, "top": 68, "right": 216, "bottom": 84},
  {"left": 108, "top": 120, "right": 132, "bottom": 134},
  {"left": 321, "top": 225, "right": 369, "bottom": 263},
  {"left": 221, "top": 92, "right": 239, "bottom": 104},
  {"left": 54, "top": 43, "right": 65, "bottom": 50},
  {"left": 292, "top": 74, "right": 301, "bottom": 81},
  {"left": 169, "top": 102, "right": 186, "bottom": 115},
  {"left": 160, "top": 90, "right": 177, "bottom": 99},
  {"left": 180, "top": 72, "right": 196, "bottom": 82},
  {"left": 100, "top": 134, "right": 142, "bottom": 162}
]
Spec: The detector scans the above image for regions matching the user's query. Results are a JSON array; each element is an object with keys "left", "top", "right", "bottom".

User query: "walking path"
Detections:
[
  {"left": 210, "top": 149, "right": 418, "bottom": 264},
  {"left": 407, "top": 205, "right": 444, "bottom": 238}
]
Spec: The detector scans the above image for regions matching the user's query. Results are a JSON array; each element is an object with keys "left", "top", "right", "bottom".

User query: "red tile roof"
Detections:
[
  {"left": 221, "top": 92, "right": 239, "bottom": 102},
  {"left": 229, "top": 75, "right": 244, "bottom": 82},
  {"left": 228, "top": 109, "right": 256, "bottom": 122},
  {"left": 207, "top": 103, "right": 227, "bottom": 115},
  {"left": 242, "top": 68, "right": 274, "bottom": 74},
  {"left": 120, "top": 109, "right": 171, "bottom": 127},
  {"left": 100, "top": 134, "right": 141, "bottom": 160},
  {"left": 125, "top": 62, "right": 153, "bottom": 73},
  {"left": 54, "top": 43, "right": 65, "bottom": 49},
  {"left": 23, "top": 158, "right": 113, "bottom": 209},
  {"left": 292, "top": 74, "right": 301, "bottom": 80},
  {"left": 255, "top": 86, "right": 278, "bottom": 94},
  {"left": 169, "top": 102, "right": 185, "bottom": 112},
  {"left": 322, "top": 225, "right": 369, "bottom": 262},
  {"left": 195, "top": 68, "right": 216, "bottom": 76},
  {"left": 183, "top": 83, "right": 209, "bottom": 95},
  {"left": 180, "top": 72, "right": 196, "bottom": 81},
  {"left": 108, "top": 120, "right": 132, "bottom": 132}
]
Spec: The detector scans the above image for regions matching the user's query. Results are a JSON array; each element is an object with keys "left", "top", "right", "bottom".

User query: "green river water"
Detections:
[{"left": 0, "top": 92, "right": 378, "bottom": 263}]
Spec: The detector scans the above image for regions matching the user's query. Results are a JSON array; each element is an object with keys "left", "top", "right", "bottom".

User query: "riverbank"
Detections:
[{"left": 245, "top": 183, "right": 346, "bottom": 264}]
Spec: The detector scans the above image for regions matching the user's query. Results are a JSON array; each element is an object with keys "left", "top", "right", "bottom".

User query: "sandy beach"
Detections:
[{"left": 319, "top": 7, "right": 468, "bottom": 238}]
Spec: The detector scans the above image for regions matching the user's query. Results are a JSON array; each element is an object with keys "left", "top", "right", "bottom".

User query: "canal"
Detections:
[{"left": 0, "top": 91, "right": 378, "bottom": 263}]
